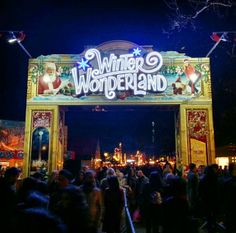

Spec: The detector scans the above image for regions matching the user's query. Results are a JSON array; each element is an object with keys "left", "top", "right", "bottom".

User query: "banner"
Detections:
[
  {"left": 190, "top": 138, "right": 207, "bottom": 167},
  {"left": 0, "top": 150, "right": 24, "bottom": 159}
]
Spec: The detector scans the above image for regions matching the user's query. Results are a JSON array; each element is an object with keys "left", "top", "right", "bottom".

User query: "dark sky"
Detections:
[
  {"left": 0, "top": 0, "right": 236, "bottom": 154},
  {"left": 66, "top": 106, "right": 177, "bottom": 156}
]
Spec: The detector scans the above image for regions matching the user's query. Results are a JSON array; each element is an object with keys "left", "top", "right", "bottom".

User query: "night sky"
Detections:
[
  {"left": 66, "top": 106, "right": 177, "bottom": 157},
  {"left": 1, "top": 0, "right": 236, "bottom": 156}
]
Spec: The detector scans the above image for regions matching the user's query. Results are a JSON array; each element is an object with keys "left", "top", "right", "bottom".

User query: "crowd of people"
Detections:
[{"left": 0, "top": 161, "right": 236, "bottom": 233}]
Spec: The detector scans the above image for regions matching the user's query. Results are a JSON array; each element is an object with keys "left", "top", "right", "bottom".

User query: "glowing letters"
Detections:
[{"left": 72, "top": 48, "right": 167, "bottom": 99}]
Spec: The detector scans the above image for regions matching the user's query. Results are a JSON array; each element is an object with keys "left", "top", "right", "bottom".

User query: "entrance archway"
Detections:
[
  {"left": 23, "top": 40, "right": 215, "bottom": 177},
  {"left": 65, "top": 105, "right": 177, "bottom": 167}
]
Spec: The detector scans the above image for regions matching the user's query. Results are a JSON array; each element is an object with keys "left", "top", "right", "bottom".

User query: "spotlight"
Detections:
[
  {"left": 8, "top": 31, "right": 25, "bottom": 43},
  {"left": 2, "top": 30, "right": 32, "bottom": 58},
  {"left": 8, "top": 37, "right": 18, "bottom": 43}
]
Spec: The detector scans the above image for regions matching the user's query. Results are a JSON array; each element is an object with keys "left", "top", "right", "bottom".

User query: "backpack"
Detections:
[{"left": 150, "top": 191, "right": 162, "bottom": 205}]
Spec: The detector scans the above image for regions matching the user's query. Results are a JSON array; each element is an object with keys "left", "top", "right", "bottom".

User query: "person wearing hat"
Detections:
[
  {"left": 38, "top": 62, "right": 62, "bottom": 95},
  {"left": 183, "top": 59, "right": 201, "bottom": 95},
  {"left": 57, "top": 169, "right": 74, "bottom": 189},
  {"left": 48, "top": 169, "right": 74, "bottom": 216}
]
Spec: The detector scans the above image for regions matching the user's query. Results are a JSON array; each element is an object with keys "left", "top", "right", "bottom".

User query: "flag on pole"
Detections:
[{"left": 211, "top": 32, "right": 228, "bottom": 42}]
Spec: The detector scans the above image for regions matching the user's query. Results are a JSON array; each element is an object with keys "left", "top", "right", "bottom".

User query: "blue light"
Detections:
[
  {"left": 132, "top": 47, "right": 142, "bottom": 57},
  {"left": 77, "top": 58, "right": 90, "bottom": 71}
]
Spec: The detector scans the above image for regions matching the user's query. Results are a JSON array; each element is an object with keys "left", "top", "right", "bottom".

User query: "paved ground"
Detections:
[{"left": 133, "top": 221, "right": 226, "bottom": 233}]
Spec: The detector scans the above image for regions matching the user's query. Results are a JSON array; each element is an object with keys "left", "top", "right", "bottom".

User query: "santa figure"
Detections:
[
  {"left": 172, "top": 76, "right": 186, "bottom": 95},
  {"left": 38, "top": 62, "right": 62, "bottom": 95},
  {"left": 184, "top": 59, "right": 201, "bottom": 95}
]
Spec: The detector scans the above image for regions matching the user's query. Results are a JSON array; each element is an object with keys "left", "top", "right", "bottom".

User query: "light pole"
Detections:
[{"left": 38, "top": 131, "right": 44, "bottom": 161}]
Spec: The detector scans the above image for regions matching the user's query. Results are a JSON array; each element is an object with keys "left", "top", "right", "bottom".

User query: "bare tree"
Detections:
[{"left": 162, "top": 0, "right": 235, "bottom": 35}]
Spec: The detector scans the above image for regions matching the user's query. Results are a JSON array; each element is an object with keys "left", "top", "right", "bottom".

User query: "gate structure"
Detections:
[{"left": 23, "top": 40, "right": 215, "bottom": 176}]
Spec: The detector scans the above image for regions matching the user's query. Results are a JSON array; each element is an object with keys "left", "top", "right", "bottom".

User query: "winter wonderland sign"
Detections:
[
  {"left": 27, "top": 40, "right": 212, "bottom": 104},
  {"left": 71, "top": 48, "right": 167, "bottom": 99}
]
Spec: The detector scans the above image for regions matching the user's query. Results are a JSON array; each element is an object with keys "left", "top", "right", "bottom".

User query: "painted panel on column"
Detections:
[
  {"left": 30, "top": 111, "right": 52, "bottom": 175},
  {"left": 31, "top": 127, "right": 49, "bottom": 175},
  {"left": 32, "top": 111, "right": 52, "bottom": 128},
  {"left": 190, "top": 138, "right": 207, "bottom": 166},
  {"left": 187, "top": 110, "right": 208, "bottom": 167}
]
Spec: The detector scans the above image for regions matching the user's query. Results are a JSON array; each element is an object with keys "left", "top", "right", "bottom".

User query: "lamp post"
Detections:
[
  {"left": 152, "top": 121, "right": 155, "bottom": 143},
  {"left": 38, "top": 131, "right": 44, "bottom": 161}
]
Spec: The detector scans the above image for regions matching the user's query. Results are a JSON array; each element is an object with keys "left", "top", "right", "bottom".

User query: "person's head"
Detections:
[
  {"left": 42, "top": 62, "right": 57, "bottom": 84},
  {"left": 164, "top": 162, "right": 173, "bottom": 170},
  {"left": 211, "top": 163, "right": 219, "bottom": 173},
  {"left": 198, "top": 165, "right": 205, "bottom": 174},
  {"left": 31, "top": 171, "right": 44, "bottom": 181},
  {"left": 107, "top": 176, "right": 120, "bottom": 191},
  {"left": 4, "top": 167, "right": 20, "bottom": 185},
  {"left": 45, "top": 62, "right": 56, "bottom": 76},
  {"left": 59, "top": 186, "right": 88, "bottom": 210},
  {"left": 84, "top": 170, "right": 96, "bottom": 186},
  {"left": 137, "top": 170, "right": 144, "bottom": 178},
  {"left": 58, "top": 169, "right": 73, "bottom": 188},
  {"left": 204, "top": 165, "right": 217, "bottom": 178},
  {"left": 129, "top": 167, "right": 136, "bottom": 176},
  {"left": 106, "top": 167, "right": 116, "bottom": 177},
  {"left": 78, "top": 170, "right": 85, "bottom": 180},
  {"left": 48, "top": 170, "right": 59, "bottom": 184},
  {"left": 19, "top": 177, "right": 38, "bottom": 195},
  {"left": 149, "top": 171, "right": 162, "bottom": 190},
  {"left": 189, "top": 163, "right": 197, "bottom": 172}
]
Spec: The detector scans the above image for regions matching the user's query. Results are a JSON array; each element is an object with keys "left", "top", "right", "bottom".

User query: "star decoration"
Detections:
[
  {"left": 77, "top": 58, "right": 90, "bottom": 71},
  {"left": 132, "top": 47, "right": 142, "bottom": 57}
]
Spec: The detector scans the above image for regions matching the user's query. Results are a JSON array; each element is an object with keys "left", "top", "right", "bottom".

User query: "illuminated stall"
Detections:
[
  {"left": 216, "top": 144, "right": 236, "bottom": 167},
  {"left": 0, "top": 120, "right": 25, "bottom": 169},
  {"left": 23, "top": 40, "right": 215, "bottom": 176}
]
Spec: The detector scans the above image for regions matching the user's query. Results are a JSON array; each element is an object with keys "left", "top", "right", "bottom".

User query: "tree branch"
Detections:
[{"left": 192, "top": 2, "right": 232, "bottom": 19}]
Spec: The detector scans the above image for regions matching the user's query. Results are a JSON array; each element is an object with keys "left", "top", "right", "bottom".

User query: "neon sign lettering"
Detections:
[{"left": 72, "top": 48, "right": 167, "bottom": 99}]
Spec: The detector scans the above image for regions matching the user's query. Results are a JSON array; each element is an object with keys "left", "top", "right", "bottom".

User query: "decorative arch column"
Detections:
[
  {"left": 23, "top": 105, "right": 65, "bottom": 177},
  {"left": 179, "top": 103, "right": 215, "bottom": 169}
]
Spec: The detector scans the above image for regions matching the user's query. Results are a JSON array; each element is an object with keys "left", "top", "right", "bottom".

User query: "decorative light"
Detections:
[
  {"left": 41, "top": 145, "right": 47, "bottom": 151},
  {"left": 0, "top": 30, "right": 32, "bottom": 58},
  {"left": 77, "top": 58, "right": 90, "bottom": 71},
  {"left": 38, "top": 131, "right": 44, "bottom": 161},
  {"left": 32, "top": 159, "right": 47, "bottom": 168},
  {"left": 8, "top": 31, "right": 25, "bottom": 43},
  {"left": 132, "top": 47, "right": 142, "bottom": 56},
  {"left": 8, "top": 37, "right": 18, "bottom": 43}
]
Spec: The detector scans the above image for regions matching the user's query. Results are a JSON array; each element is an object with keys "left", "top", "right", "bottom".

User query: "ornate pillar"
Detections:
[
  {"left": 179, "top": 104, "right": 215, "bottom": 168},
  {"left": 23, "top": 105, "right": 61, "bottom": 177}
]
